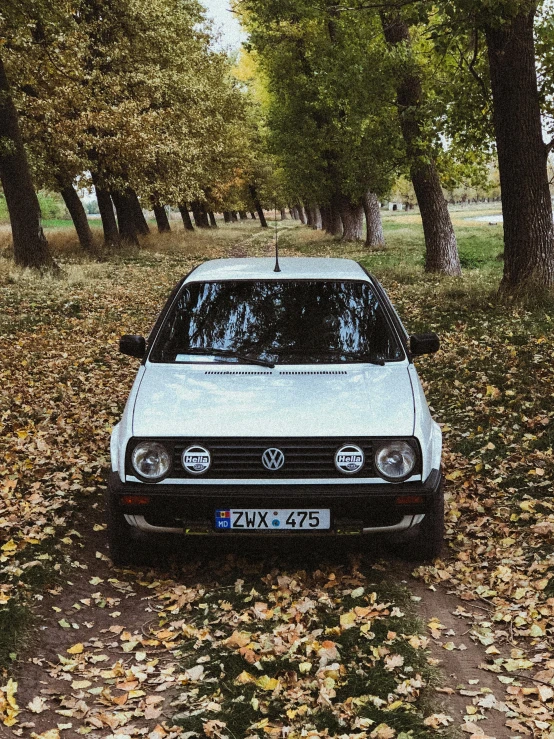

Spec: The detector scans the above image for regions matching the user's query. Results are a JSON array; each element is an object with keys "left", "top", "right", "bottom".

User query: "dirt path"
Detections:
[{"left": 5, "top": 490, "right": 513, "bottom": 739}]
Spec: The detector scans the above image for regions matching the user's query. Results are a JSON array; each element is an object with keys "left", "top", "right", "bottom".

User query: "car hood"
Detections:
[{"left": 132, "top": 362, "right": 415, "bottom": 438}]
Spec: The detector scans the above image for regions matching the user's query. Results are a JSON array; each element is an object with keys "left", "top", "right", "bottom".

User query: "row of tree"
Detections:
[
  {"left": 0, "top": 0, "right": 276, "bottom": 267},
  {"left": 236, "top": 0, "right": 554, "bottom": 293}
]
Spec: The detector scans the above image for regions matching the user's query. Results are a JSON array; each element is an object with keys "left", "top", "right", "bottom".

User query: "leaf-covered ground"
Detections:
[{"left": 1, "top": 213, "right": 553, "bottom": 738}]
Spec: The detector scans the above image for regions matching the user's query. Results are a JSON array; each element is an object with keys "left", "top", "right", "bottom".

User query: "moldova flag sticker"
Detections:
[{"left": 215, "top": 510, "right": 231, "bottom": 529}]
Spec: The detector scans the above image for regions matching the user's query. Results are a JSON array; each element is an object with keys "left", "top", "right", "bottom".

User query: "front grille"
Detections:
[{"left": 172, "top": 437, "right": 375, "bottom": 479}]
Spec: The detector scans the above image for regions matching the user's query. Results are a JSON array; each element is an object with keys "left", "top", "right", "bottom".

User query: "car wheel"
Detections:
[
  {"left": 105, "top": 491, "right": 146, "bottom": 567},
  {"left": 404, "top": 482, "right": 445, "bottom": 562}
]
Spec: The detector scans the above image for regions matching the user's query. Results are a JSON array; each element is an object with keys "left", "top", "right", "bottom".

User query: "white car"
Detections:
[{"left": 108, "top": 257, "right": 443, "bottom": 564}]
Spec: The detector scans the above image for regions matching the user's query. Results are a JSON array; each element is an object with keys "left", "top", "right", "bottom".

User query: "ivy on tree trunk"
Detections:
[{"left": 0, "top": 56, "right": 55, "bottom": 270}]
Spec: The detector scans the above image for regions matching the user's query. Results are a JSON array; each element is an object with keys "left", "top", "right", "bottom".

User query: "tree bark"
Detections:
[
  {"left": 239, "top": 211, "right": 248, "bottom": 220},
  {"left": 93, "top": 177, "right": 120, "bottom": 247},
  {"left": 280, "top": 208, "right": 288, "bottom": 220},
  {"left": 60, "top": 184, "right": 96, "bottom": 253},
  {"left": 249, "top": 185, "right": 268, "bottom": 227},
  {"left": 363, "top": 191, "right": 385, "bottom": 248},
  {"left": 312, "top": 205, "right": 323, "bottom": 230},
  {"left": 485, "top": 10, "right": 554, "bottom": 292},
  {"left": 231, "top": 211, "right": 239, "bottom": 222},
  {"left": 191, "top": 200, "right": 210, "bottom": 228},
  {"left": 305, "top": 206, "right": 314, "bottom": 227},
  {"left": 0, "top": 56, "right": 55, "bottom": 270},
  {"left": 128, "top": 189, "right": 150, "bottom": 235},
  {"left": 111, "top": 190, "right": 139, "bottom": 246},
  {"left": 223, "top": 211, "right": 231, "bottom": 223},
  {"left": 337, "top": 194, "right": 364, "bottom": 241},
  {"left": 380, "top": 13, "right": 461, "bottom": 276},
  {"left": 289, "top": 208, "right": 296, "bottom": 219},
  {"left": 178, "top": 203, "right": 194, "bottom": 231},
  {"left": 153, "top": 204, "right": 171, "bottom": 233},
  {"left": 327, "top": 195, "right": 344, "bottom": 237},
  {"left": 250, "top": 211, "right": 257, "bottom": 219},
  {"left": 208, "top": 211, "right": 218, "bottom": 227},
  {"left": 296, "top": 204, "right": 307, "bottom": 224}
]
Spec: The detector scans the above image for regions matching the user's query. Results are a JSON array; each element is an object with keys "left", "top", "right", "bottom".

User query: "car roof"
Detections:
[{"left": 185, "top": 257, "right": 370, "bottom": 282}]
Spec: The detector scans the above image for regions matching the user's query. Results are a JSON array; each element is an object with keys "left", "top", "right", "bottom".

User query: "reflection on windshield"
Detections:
[{"left": 150, "top": 280, "right": 403, "bottom": 364}]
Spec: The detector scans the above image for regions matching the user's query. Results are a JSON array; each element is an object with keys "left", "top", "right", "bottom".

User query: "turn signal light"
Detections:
[
  {"left": 395, "top": 494, "right": 424, "bottom": 505},
  {"left": 121, "top": 494, "right": 151, "bottom": 506}
]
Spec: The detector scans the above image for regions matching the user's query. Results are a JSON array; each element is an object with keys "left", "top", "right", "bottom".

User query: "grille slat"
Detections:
[{"left": 171, "top": 437, "right": 375, "bottom": 479}]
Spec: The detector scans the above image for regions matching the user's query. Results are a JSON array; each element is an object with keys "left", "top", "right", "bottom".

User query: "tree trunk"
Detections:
[
  {"left": 305, "top": 206, "right": 314, "bottom": 227},
  {"left": 249, "top": 185, "right": 268, "bottom": 227},
  {"left": 231, "top": 211, "right": 239, "bottom": 222},
  {"left": 191, "top": 200, "right": 210, "bottom": 228},
  {"left": 250, "top": 211, "right": 257, "bottom": 219},
  {"left": 320, "top": 205, "right": 329, "bottom": 232},
  {"left": 93, "top": 177, "right": 120, "bottom": 247},
  {"left": 0, "top": 56, "right": 55, "bottom": 270},
  {"left": 280, "top": 208, "right": 288, "bottom": 220},
  {"left": 239, "top": 211, "right": 248, "bottom": 220},
  {"left": 289, "top": 208, "right": 296, "bottom": 219},
  {"left": 153, "top": 204, "right": 171, "bottom": 233},
  {"left": 128, "top": 189, "right": 150, "bottom": 235},
  {"left": 111, "top": 190, "right": 139, "bottom": 246},
  {"left": 223, "top": 211, "right": 231, "bottom": 223},
  {"left": 208, "top": 211, "right": 218, "bottom": 227},
  {"left": 485, "top": 10, "right": 554, "bottom": 292},
  {"left": 363, "top": 192, "right": 385, "bottom": 248},
  {"left": 337, "top": 194, "right": 364, "bottom": 241},
  {"left": 312, "top": 205, "right": 323, "bottom": 230},
  {"left": 380, "top": 13, "right": 461, "bottom": 276},
  {"left": 60, "top": 184, "right": 96, "bottom": 253},
  {"left": 296, "top": 204, "right": 307, "bottom": 224},
  {"left": 178, "top": 203, "right": 194, "bottom": 231},
  {"left": 327, "top": 195, "right": 344, "bottom": 237}
]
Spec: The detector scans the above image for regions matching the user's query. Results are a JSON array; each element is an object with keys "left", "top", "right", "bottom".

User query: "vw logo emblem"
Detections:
[{"left": 262, "top": 448, "right": 285, "bottom": 471}]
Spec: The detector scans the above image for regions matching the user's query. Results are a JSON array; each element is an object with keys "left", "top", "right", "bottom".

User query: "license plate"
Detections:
[{"left": 215, "top": 509, "right": 330, "bottom": 531}]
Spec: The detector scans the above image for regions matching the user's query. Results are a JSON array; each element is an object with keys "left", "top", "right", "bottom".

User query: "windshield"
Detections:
[{"left": 149, "top": 280, "right": 404, "bottom": 364}]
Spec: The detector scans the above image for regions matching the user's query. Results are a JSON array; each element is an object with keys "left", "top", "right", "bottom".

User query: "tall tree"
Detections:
[
  {"left": 380, "top": 10, "right": 461, "bottom": 275},
  {"left": 0, "top": 56, "right": 54, "bottom": 270}
]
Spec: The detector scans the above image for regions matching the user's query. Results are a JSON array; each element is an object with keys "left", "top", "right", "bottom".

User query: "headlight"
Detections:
[
  {"left": 131, "top": 442, "right": 171, "bottom": 481},
  {"left": 375, "top": 441, "right": 416, "bottom": 481}
]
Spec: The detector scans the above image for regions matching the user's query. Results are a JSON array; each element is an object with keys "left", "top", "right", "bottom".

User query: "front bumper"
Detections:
[{"left": 107, "top": 469, "right": 442, "bottom": 536}]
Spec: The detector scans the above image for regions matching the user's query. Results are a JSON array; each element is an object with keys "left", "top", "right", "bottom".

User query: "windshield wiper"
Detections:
[
  {"left": 276, "top": 348, "right": 385, "bottom": 366},
  {"left": 177, "top": 347, "right": 275, "bottom": 369}
]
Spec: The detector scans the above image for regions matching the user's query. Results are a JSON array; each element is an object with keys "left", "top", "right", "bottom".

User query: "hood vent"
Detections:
[
  {"left": 205, "top": 370, "right": 272, "bottom": 375},
  {"left": 279, "top": 370, "right": 348, "bottom": 375}
]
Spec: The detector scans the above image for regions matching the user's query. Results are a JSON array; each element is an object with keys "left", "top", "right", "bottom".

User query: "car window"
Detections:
[{"left": 149, "top": 280, "right": 404, "bottom": 364}]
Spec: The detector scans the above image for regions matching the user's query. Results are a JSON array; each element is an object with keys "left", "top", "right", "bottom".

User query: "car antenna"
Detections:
[{"left": 273, "top": 201, "right": 281, "bottom": 273}]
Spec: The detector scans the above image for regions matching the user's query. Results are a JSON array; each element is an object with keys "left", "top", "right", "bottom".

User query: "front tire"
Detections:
[
  {"left": 105, "top": 491, "right": 145, "bottom": 567},
  {"left": 407, "top": 484, "right": 445, "bottom": 561}
]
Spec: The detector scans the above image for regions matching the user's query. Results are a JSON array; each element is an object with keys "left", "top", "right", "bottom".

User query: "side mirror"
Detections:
[
  {"left": 119, "top": 335, "right": 146, "bottom": 358},
  {"left": 410, "top": 332, "right": 440, "bottom": 356}
]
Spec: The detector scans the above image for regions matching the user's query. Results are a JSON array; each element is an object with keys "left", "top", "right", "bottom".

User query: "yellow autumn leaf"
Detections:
[
  {"left": 67, "top": 643, "right": 84, "bottom": 654},
  {"left": 340, "top": 610, "right": 357, "bottom": 629},
  {"left": 234, "top": 671, "right": 256, "bottom": 685},
  {"left": 255, "top": 675, "right": 279, "bottom": 691}
]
